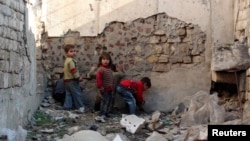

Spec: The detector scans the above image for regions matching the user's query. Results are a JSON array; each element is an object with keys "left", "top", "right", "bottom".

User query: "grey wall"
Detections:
[{"left": 0, "top": 0, "right": 43, "bottom": 130}]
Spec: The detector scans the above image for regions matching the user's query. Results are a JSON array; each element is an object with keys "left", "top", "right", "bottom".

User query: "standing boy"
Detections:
[
  {"left": 116, "top": 77, "right": 151, "bottom": 115},
  {"left": 63, "top": 45, "right": 85, "bottom": 112}
]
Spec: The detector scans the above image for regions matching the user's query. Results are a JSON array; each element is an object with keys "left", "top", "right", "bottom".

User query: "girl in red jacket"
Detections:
[{"left": 95, "top": 52, "right": 114, "bottom": 122}]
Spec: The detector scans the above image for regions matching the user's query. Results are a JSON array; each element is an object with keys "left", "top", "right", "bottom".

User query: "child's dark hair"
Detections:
[
  {"left": 98, "top": 52, "right": 113, "bottom": 67},
  {"left": 141, "top": 77, "right": 151, "bottom": 88},
  {"left": 64, "top": 45, "right": 75, "bottom": 52}
]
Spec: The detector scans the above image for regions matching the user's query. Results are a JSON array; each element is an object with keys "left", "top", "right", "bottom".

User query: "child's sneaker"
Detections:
[
  {"left": 77, "top": 107, "right": 87, "bottom": 113},
  {"left": 94, "top": 115, "right": 106, "bottom": 123}
]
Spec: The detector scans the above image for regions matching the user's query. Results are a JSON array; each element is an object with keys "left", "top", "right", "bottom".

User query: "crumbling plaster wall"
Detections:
[
  {"left": 0, "top": 0, "right": 43, "bottom": 130},
  {"left": 39, "top": 0, "right": 234, "bottom": 112}
]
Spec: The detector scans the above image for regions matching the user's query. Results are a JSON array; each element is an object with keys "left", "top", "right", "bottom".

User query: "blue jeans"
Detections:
[
  {"left": 63, "top": 80, "right": 84, "bottom": 109},
  {"left": 116, "top": 84, "right": 136, "bottom": 114}
]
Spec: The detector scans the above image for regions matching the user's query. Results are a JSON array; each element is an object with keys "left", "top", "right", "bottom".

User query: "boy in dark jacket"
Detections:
[{"left": 53, "top": 74, "right": 65, "bottom": 105}]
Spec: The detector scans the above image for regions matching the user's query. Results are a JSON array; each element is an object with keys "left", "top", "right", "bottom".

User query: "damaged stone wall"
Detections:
[
  {"left": 208, "top": 0, "right": 250, "bottom": 121},
  {"left": 40, "top": 13, "right": 210, "bottom": 112},
  {"left": 235, "top": 0, "right": 250, "bottom": 100},
  {"left": 210, "top": 0, "right": 250, "bottom": 103}
]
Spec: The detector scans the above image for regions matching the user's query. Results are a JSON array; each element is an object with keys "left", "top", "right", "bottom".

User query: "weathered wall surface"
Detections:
[
  {"left": 42, "top": 0, "right": 158, "bottom": 36},
  {"left": 42, "top": 0, "right": 234, "bottom": 44},
  {"left": 39, "top": 0, "right": 235, "bottom": 112},
  {"left": 0, "top": 0, "right": 43, "bottom": 130},
  {"left": 41, "top": 13, "right": 210, "bottom": 112},
  {"left": 235, "top": 0, "right": 250, "bottom": 100},
  {"left": 211, "top": 0, "right": 234, "bottom": 44},
  {"left": 38, "top": 0, "right": 235, "bottom": 112}
]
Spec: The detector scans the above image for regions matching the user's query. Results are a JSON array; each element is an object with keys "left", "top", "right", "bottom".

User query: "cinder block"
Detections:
[{"left": 120, "top": 114, "right": 145, "bottom": 134}]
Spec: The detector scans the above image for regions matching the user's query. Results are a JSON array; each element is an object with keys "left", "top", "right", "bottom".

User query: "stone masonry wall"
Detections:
[
  {"left": 41, "top": 13, "right": 209, "bottom": 112},
  {"left": 0, "top": 0, "right": 42, "bottom": 130}
]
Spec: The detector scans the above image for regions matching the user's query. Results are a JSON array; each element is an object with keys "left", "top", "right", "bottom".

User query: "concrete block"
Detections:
[{"left": 120, "top": 114, "right": 145, "bottom": 134}]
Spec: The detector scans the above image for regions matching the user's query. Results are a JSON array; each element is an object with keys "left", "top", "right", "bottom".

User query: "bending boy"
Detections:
[{"left": 116, "top": 77, "right": 151, "bottom": 115}]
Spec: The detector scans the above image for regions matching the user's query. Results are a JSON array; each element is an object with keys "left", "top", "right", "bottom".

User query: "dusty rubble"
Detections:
[
  {"left": 22, "top": 90, "right": 243, "bottom": 141},
  {"left": 24, "top": 97, "right": 178, "bottom": 141}
]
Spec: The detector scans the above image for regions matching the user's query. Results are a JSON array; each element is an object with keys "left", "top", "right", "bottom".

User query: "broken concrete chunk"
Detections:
[
  {"left": 113, "top": 134, "right": 123, "bottom": 141},
  {"left": 61, "top": 130, "right": 108, "bottom": 141},
  {"left": 150, "top": 111, "right": 161, "bottom": 122},
  {"left": 145, "top": 131, "right": 167, "bottom": 141},
  {"left": 120, "top": 114, "right": 145, "bottom": 134},
  {"left": 212, "top": 43, "right": 250, "bottom": 71}
]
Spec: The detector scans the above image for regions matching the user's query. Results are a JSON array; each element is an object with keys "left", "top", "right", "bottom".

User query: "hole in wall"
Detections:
[{"left": 210, "top": 81, "right": 237, "bottom": 97}]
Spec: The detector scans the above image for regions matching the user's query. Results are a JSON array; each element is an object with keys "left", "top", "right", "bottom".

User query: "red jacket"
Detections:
[{"left": 119, "top": 79, "right": 144, "bottom": 104}]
